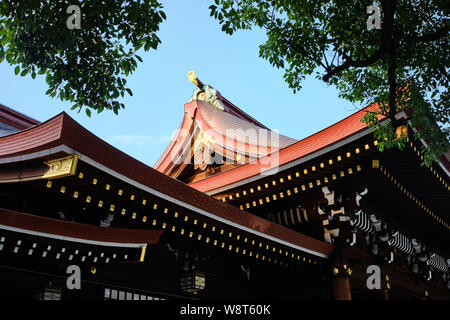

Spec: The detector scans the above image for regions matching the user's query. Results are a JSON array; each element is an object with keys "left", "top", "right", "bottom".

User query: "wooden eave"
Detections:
[
  {"left": 189, "top": 105, "right": 450, "bottom": 195},
  {"left": 0, "top": 208, "right": 162, "bottom": 247},
  {"left": 0, "top": 111, "right": 334, "bottom": 260},
  {"left": 214, "top": 133, "right": 450, "bottom": 254}
]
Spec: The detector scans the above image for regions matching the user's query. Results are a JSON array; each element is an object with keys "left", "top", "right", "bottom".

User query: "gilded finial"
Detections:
[
  {"left": 188, "top": 70, "right": 198, "bottom": 85},
  {"left": 186, "top": 71, "right": 226, "bottom": 111},
  {"left": 188, "top": 70, "right": 203, "bottom": 88}
]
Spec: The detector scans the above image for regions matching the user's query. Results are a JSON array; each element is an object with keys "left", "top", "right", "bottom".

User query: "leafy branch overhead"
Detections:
[
  {"left": 210, "top": 0, "right": 449, "bottom": 164},
  {"left": 0, "top": 0, "right": 166, "bottom": 116}
]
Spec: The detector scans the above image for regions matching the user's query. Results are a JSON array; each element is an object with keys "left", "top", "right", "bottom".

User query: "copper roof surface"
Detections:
[
  {"left": 198, "top": 101, "right": 296, "bottom": 149},
  {"left": 154, "top": 99, "right": 297, "bottom": 176}
]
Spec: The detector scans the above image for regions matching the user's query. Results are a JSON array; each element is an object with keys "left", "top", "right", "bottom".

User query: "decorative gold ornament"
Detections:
[
  {"left": 188, "top": 70, "right": 199, "bottom": 87},
  {"left": 43, "top": 155, "right": 79, "bottom": 179},
  {"left": 372, "top": 159, "right": 380, "bottom": 168},
  {"left": 395, "top": 125, "right": 408, "bottom": 139}
]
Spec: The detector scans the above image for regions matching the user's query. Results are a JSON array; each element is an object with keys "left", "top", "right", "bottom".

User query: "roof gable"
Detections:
[
  {"left": 155, "top": 72, "right": 297, "bottom": 182},
  {"left": 0, "top": 103, "right": 40, "bottom": 132}
]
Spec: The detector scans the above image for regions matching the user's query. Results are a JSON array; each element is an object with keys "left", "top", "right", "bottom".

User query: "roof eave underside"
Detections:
[
  {"left": 189, "top": 106, "right": 450, "bottom": 194},
  {"left": 0, "top": 112, "right": 334, "bottom": 259}
]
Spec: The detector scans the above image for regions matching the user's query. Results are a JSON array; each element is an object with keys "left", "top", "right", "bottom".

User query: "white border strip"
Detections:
[
  {"left": 0, "top": 145, "right": 72, "bottom": 164},
  {"left": 0, "top": 224, "right": 147, "bottom": 248}
]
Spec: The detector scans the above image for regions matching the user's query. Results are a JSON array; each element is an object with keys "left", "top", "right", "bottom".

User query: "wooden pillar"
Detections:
[
  {"left": 331, "top": 245, "right": 352, "bottom": 300},
  {"left": 382, "top": 289, "right": 390, "bottom": 300},
  {"left": 332, "top": 276, "right": 352, "bottom": 300}
]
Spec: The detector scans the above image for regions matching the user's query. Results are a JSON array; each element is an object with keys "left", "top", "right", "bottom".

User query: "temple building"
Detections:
[{"left": 0, "top": 72, "right": 449, "bottom": 300}]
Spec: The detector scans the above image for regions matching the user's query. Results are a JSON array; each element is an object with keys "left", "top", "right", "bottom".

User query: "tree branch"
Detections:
[
  {"left": 381, "top": 0, "right": 398, "bottom": 124},
  {"left": 322, "top": 49, "right": 384, "bottom": 82},
  {"left": 411, "top": 23, "right": 449, "bottom": 43},
  {"left": 264, "top": 13, "right": 329, "bottom": 71},
  {"left": 322, "top": 0, "right": 397, "bottom": 83}
]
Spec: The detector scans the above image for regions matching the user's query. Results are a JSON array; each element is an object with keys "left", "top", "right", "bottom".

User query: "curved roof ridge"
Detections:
[
  {"left": 154, "top": 99, "right": 298, "bottom": 176},
  {"left": 220, "top": 96, "right": 269, "bottom": 129},
  {"left": 188, "top": 103, "right": 383, "bottom": 193}
]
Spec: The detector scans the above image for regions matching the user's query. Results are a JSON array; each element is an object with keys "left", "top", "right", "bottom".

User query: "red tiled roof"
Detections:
[
  {"left": 189, "top": 104, "right": 383, "bottom": 193},
  {"left": 0, "top": 103, "right": 40, "bottom": 130},
  {"left": 196, "top": 100, "right": 296, "bottom": 150},
  {"left": 0, "top": 112, "right": 63, "bottom": 157},
  {"left": 0, "top": 112, "right": 334, "bottom": 258},
  {"left": 154, "top": 99, "right": 297, "bottom": 175},
  {"left": 221, "top": 96, "right": 269, "bottom": 129}
]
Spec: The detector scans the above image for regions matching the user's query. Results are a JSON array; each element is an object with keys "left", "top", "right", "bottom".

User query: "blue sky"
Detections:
[{"left": 0, "top": 0, "right": 362, "bottom": 166}]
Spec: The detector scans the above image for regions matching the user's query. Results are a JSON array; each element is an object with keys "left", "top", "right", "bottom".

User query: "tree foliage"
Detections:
[
  {"left": 209, "top": 0, "right": 449, "bottom": 164},
  {"left": 0, "top": 0, "right": 166, "bottom": 116}
]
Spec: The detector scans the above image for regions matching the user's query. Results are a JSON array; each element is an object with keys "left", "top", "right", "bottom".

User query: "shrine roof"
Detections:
[
  {"left": 154, "top": 99, "right": 297, "bottom": 176},
  {"left": 189, "top": 103, "right": 384, "bottom": 193},
  {"left": 0, "top": 103, "right": 40, "bottom": 132},
  {"left": 0, "top": 111, "right": 334, "bottom": 259}
]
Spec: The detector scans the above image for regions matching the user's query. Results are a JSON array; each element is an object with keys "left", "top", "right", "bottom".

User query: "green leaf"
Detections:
[
  {"left": 85, "top": 108, "right": 91, "bottom": 117},
  {"left": 2, "top": 0, "right": 166, "bottom": 116},
  {"left": 204, "top": 0, "right": 449, "bottom": 163}
]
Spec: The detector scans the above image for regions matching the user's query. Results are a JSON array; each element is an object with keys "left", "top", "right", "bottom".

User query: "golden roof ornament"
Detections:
[
  {"left": 187, "top": 70, "right": 226, "bottom": 111},
  {"left": 188, "top": 70, "right": 202, "bottom": 88}
]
